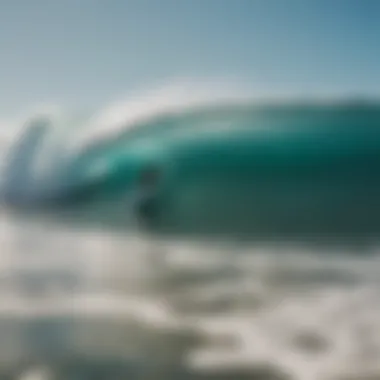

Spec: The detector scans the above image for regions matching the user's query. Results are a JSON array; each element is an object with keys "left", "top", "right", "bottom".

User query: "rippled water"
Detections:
[{"left": 0, "top": 210, "right": 379, "bottom": 380}]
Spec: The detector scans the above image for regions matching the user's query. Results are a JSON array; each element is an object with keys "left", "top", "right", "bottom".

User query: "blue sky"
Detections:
[{"left": 0, "top": 0, "right": 378, "bottom": 114}]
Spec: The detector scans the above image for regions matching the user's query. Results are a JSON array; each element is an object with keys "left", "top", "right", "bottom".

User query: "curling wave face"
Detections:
[{"left": 1, "top": 84, "right": 380, "bottom": 242}]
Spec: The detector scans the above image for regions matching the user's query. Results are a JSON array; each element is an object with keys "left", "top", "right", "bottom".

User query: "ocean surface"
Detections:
[{"left": 0, "top": 85, "right": 380, "bottom": 379}]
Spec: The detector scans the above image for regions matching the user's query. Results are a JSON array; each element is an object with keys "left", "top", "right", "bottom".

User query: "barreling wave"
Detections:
[
  {"left": 0, "top": 81, "right": 252, "bottom": 203},
  {"left": 1, "top": 81, "right": 380, "bottom": 242}
]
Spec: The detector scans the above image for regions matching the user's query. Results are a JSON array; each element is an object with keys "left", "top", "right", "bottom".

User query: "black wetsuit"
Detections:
[{"left": 135, "top": 188, "right": 160, "bottom": 230}]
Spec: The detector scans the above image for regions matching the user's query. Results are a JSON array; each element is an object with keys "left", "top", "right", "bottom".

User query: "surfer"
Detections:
[
  {"left": 134, "top": 165, "right": 169, "bottom": 278},
  {"left": 134, "top": 165, "right": 161, "bottom": 231}
]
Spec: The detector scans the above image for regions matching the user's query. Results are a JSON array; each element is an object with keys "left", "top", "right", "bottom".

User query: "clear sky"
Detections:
[{"left": 0, "top": 0, "right": 378, "bottom": 114}]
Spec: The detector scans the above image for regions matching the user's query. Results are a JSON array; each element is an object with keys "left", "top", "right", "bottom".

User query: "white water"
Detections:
[{"left": 0, "top": 210, "right": 378, "bottom": 380}]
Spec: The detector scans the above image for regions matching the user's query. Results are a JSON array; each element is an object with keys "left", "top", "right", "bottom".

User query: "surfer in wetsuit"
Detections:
[{"left": 134, "top": 165, "right": 161, "bottom": 231}]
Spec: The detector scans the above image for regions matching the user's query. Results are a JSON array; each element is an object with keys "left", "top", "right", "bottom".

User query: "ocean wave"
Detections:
[{"left": 1, "top": 80, "right": 380, "bottom": 241}]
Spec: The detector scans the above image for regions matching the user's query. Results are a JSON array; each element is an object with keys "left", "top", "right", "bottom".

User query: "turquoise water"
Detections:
[
  {"left": 2, "top": 102, "right": 380, "bottom": 242},
  {"left": 27, "top": 102, "right": 380, "bottom": 242}
]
